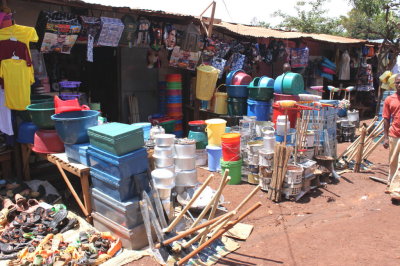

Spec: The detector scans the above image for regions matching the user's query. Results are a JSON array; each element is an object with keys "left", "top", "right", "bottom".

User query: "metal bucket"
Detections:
[
  {"left": 155, "top": 134, "right": 175, "bottom": 147},
  {"left": 195, "top": 149, "right": 207, "bottom": 166},
  {"left": 259, "top": 149, "right": 274, "bottom": 167},
  {"left": 175, "top": 156, "right": 196, "bottom": 171},
  {"left": 151, "top": 169, "right": 175, "bottom": 187},
  {"left": 263, "top": 136, "right": 275, "bottom": 152},
  {"left": 175, "top": 169, "right": 198, "bottom": 186},
  {"left": 246, "top": 140, "right": 263, "bottom": 165},
  {"left": 157, "top": 187, "right": 173, "bottom": 200},
  {"left": 156, "top": 164, "right": 175, "bottom": 175},
  {"left": 154, "top": 146, "right": 174, "bottom": 157},
  {"left": 153, "top": 155, "right": 174, "bottom": 168},
  {"left": 284, "top": 164, "right": 303, "bottom": 184},
  {"left": 174, "top": 139, "right": 196, "bottom": 158}
]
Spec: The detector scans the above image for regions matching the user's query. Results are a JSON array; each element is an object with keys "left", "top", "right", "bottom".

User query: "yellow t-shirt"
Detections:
[
  {"left": 0, "top": 24, "right": 38, "bottom": 56},
  {"left": 0, "top": 59, "right": 34, "bottom": 110}
]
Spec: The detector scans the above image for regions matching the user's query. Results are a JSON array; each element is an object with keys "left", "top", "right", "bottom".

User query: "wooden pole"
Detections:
[
  {"left": 354, "top": 126, "right": 367, "bottom": 172},
  {"left": 207, "top": 1, "right": 216, "bottom": 37}
]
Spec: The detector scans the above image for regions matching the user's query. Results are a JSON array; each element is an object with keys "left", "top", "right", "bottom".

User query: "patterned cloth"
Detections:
[
  {"left": 97, "top": 17, "right": 124, "bottom": 47},
  {"left": 212, "top": 57, "right": 226, "bottom": 78}
]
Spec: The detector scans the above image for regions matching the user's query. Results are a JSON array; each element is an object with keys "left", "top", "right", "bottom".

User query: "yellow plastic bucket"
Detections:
[
  {"left": 205, "top": 118, "right": 227, "bottom": 146},
  {"left": 196, "top": 64, "right": 219, "bottom": 101},
  {"left": 214, "top": 84, "right": 228, "bottom": 115}
]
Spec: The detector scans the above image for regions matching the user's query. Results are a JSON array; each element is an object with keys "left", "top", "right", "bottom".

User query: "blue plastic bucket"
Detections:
[
  {"left": 207, "top": 145, "right": 222, "bottom": 172},
  {"left": 51, "top": 110, "right": 99, "bottom": 144},
  {"left": 337, "top": 108, "right": 347, "bottom": 117},
  {"left": 175, "top": 130, "right": 184, "bottom": 137},
  {"left": 17, "top": 122, "right": 38, "bottom": 144},
  {"left": 132, "top": 122, "right": 151, "bottom": 141},
  {"left": 247, "top": 99, "right": 271, "bottom": 121},
  {"left": 227, "top": 85, "right": 249, "bottom": 98}
]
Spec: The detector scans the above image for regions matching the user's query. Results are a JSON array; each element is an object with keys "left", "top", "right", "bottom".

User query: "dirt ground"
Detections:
[{"left": 134, "top": 121, "right": 400, "bottom": 266}]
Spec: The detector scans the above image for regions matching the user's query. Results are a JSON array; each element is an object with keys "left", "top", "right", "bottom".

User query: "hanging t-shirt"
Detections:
[
  {"left": 0, "top": 88, "right": 13, "bottom": 135},
  {"left": 0, "top": 59, "right": 34, "bottom": 110},
  {"left": 0, "top": 24, "right": 38, "bottom": 57}
]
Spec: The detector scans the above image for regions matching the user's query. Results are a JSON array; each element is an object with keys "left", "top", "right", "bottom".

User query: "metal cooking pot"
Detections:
[
  {"left": 175, "top": 169, "right": 198, "bottom": 186},
  {"left": 151, "top": 169, "right": 175, "bottom": 187},
  {"left": 156, "top": 164, "right": 175, "bottom": 175},
  {"left": 153, "top": 155, "right": 174, "bottom": 168},
  {"left": 155, "top": 134, "right": 175, "bottom": 147},
  {"left": 154, "top": 146, "right": 174, "bottom": 157},
  {"left": 174, "top": 142, "right": 196, "bottom": 158},
  {"left": 156, "top": 187, "right": 173, "bottom": 200},
  {"left": 175, "top": 156, "right": 196, "bottom": 171}
]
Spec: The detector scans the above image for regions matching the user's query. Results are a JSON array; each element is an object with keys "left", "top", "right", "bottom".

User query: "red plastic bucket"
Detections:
[
  {"left": 272, "top": 103, "right": 298, "bottom": 129},
  {"left": 221, "top": 133, "right": 240, "bottom": 161}
]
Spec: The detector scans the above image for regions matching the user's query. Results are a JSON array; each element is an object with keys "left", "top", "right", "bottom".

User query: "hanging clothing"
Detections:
[
  {"left": 0, "top": 24, "right": 38, "bottom": 57},
  {"left": 0, "top": 59, "right": 34, "bottom": 110},
  {"left": 339, "top": 50, "right": 350, "bottom": 80},
  {"left": 0, "top": 88, "right": 13, "bottom": 136}
]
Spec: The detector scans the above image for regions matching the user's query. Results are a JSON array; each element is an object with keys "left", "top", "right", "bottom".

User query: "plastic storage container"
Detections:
[
  {"left": 247, "top": 99, "right": 271, "bottom": 121},
  {"left": 88, "top": 122, "right": 144, "bottom": 156},
  {"left": 132, "top": 122, "right": 151, "bottom": 141},
  {"left": 52, "top": 110, "right": 99, "bottom": 144},
  {"left": 88, "top": 145, "right": 148, "bottom": 179},
  {"left": 90, "top": 167, "right": 149, "bottom": 201},
  {"left": 16, "top": 122, "right": 38, "bottom": 144},
  {"left": 65, "top": 143, "right": 90, "bottom": 164},
  {"left": 91, "top": 188, "right": 145, "bottom": 229},
  {"left": 92, "top": 212, "right": 150, "bottom": 250}
]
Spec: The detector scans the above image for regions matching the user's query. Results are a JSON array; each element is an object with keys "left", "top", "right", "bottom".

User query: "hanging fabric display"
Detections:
[
  {"left": 97, "top": 17, "right": 124, "bottom": 47},
  {"left": 36, "top": 11, "right": 81, "bottom": 54},
  {"left": 181, "top": 23, "right": 201, "bottom": 52},
  {"left": 228, "top": 53, "right": 245, "bottom": 72},
  {"left": 134, "top": 17, "right": 150, "bottom": 47},
  {"left": 169, "top": 46, "right": 201, "bottom": 71},
  {"left": 212, "top": 57, "right": 226, "bottom": 78},
  {"left": 120, "top": 15, "right": 137, "bottom": 48},
  {"left": 290, "top": 47, "right": 309, "bottom": 68},
  {"left": 78, "top": 16, "right": 101, "bottom": 62}
]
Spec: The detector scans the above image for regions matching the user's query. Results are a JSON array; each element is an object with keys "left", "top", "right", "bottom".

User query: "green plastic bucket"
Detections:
[
  {"left": 220, "top": 158, "right": 243, "bottom": 185},
  {"left": 159, "top": 120, "right": 176, "bottom": 133},
  {"left": 227, "top": 97, "right": 247, "bottom": 116},
  {"left": 26, "top": 102, "right": 55, "bottom": 129}
]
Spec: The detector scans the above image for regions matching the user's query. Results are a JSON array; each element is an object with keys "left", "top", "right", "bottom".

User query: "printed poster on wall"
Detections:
[
  {"left": 40, "top": 23, "right": 81, "bottom": 54},
  {"left": 169, "top": 46, "right": 201, "bottom": 71}
]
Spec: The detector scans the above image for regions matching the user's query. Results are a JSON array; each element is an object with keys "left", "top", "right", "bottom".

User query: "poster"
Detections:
[
  {"left": 169, "top": 46, "right": 201, "bottom": 71},
  {"left": 40, "top": 23, "right": 81, "bottom": 54}
]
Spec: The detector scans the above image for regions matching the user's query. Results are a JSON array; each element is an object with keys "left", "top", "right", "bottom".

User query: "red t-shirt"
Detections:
[
  {"left": 0, "top": 40, "right": 32, "bottom": 88},
  {"left": 383, "top": 93, "right": 400, "bottom": 137}
]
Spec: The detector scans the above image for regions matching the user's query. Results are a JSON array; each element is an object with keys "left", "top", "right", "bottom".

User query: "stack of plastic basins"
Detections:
[
  {"left": 158, "top": 81, "right": 167, "bottom": 115},
  {"left": 87, "top": 122, "right": 151, "bottom": 250},
  {"left": 188, "top": 120, "right": 208, "bottom": 166},
  {"left": 166, "top": 74, "right": 183, "bottom": 137},
  {"left": 220, "top": 133, "right": 242, "bottom": 185},
  {"left": 247, "top": 76, "right": 274, "bottom": 121}
]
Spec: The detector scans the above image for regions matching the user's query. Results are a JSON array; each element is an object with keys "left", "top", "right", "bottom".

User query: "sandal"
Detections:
[
  {"left": 49, "top": 209, "right": 68, "bottom": 230},
  {"left": 0, "top": 242, "right": 15, "bottom": 254},
  {"left": 25, "top": 199, "right": 39, "bottom": 214},
  {"left": 59, "top": 218, "right": 78, "bottom": 234},
  {"left": 15, "top": 194, "right": 29, "bottom": 212}
]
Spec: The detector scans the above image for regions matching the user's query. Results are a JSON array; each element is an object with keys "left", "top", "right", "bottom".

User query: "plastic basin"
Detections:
[
  {"left": 51, "top": 110, "right": 99, "bottom": 144},
  {"left": 32, "top": 129, "right": 65, "bottom": 154},
  {"left": 17, "top": 122, "right": 38, "bottom": 144},
  {"left": 227, "top": 85, "right": 248, "bottom": 98},
  {"left": 30, "top": 94, "right": 53, "bottom": 104},
  {"left": 26, "top": 102, "right": 55, "bottom": 129}
]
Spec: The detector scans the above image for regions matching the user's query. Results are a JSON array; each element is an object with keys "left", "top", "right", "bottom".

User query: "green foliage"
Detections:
[{"left": 273, "top": 0, "right": 343, "bottom": 35}]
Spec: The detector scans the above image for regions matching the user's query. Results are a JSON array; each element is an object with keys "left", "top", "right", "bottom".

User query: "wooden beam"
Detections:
[{"left": 207, "top": 1, "right": 216, "bottom": 37}]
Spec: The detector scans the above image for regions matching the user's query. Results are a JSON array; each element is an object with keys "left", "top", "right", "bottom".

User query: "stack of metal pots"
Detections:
[
  {"left": 174, "top": 139, "right": 197, "bottom": 194},
  {"left": 152, "top": 134, "right": 176, "bottom": 217}
]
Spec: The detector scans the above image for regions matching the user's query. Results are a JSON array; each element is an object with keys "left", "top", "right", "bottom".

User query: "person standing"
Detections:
[{"left": 383, "top": 74, "right": 400, "bottom": 203}]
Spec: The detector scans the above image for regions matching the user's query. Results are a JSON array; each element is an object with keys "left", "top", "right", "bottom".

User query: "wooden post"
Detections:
[
  {"left": 207, "top": 1, "right": 216, "bottom": 37},
  {"left": 354, "top": 126, "right": 367, "bottom": 173}
]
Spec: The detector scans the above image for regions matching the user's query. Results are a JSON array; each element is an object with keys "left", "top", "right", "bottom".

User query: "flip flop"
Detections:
[{"left": 49, "top": 209, "right": 68, "bottom": 230}]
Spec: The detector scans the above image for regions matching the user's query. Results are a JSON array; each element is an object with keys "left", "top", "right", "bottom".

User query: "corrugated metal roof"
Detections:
[{"left": 214, "top": 21, "right": 367, "bottom": 44}]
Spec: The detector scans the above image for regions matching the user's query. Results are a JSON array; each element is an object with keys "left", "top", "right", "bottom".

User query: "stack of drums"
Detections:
[
  {"left": 174, "top": 139, "right": 197, "bottom": 194},
  {"left": 166, "top": 74, "right": 183, "bottom": 137},
  {"left": 220, "top": 133, "right": 242, "bottom": 185},
  {"left": 188, "top": 120, "right": 208, "bottom": 166}
]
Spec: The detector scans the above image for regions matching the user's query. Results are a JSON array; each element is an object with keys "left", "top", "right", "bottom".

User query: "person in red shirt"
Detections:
[{"left": 383, "top": 74, "right": 400, "bottom": 203}]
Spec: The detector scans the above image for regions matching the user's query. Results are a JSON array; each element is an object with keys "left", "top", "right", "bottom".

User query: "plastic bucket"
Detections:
[
  {"left": 17, "top": 122, "right": 38, "bottom": 144},
  {"left": 205, "top": 118, "right": 227, "bottom": 146},
  {"left": 132, "top": 122, "right": 151, "bottom": 141},
  {"left": 248, "top": 76, "right": 274, "bottom": 101},
  {"left": 207, "top": 145, "right": 222, "bottom": 172},
  {"left": 272, "top": 103, "right": 298, "bottom": 129},
  {"left": 227, "top": 85, "right": 249, "bottom": 98},
  {"left": 188, "top": 120, "right": 206, "bottom": 132},
  {"left": 221, "top": 133, "right": 240, "bottom": 161},
  {"left": 188, "top": 131, "right": 208, "bottom": 149},
  {"left": 220, "top": 159, "right": 243, "bottom": 185},
  {"left": 32, "top": 129, "right": 65, "bottom": 154},
  {"left": 51, "top": 110, "right": 100, "bottom": 144},
  {"left": 274, "top": 72, "right": 304, "bottom": 95},
  {"left": 227, "top": 97, "right": 247, "bottom": 116},
  {"left": 247, "top": 99, "right": 271, "bottom": 121},
  {"left": 337, "top": 108, "right": 347, "bottom": 117},
  {"left": 214, "top": 85, "right": 228, "bottom": 115},
  {"left": 159, "top": 120, "right": 176, "bottom": 133},
  {"left": 196, "top": 65, "right": 219, "bottom": 101},
  {"left": 26, "top": 102, "right": 55, "bottom": 129}
]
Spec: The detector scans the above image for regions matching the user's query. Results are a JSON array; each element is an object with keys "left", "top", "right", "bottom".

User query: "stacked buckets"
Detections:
[
  {"left": 247, "top": 76, "right": 274, "bottom": 121},
  {"left": 174, "top": 139, "right": 198, "bottom": 194},
  {"left": 166, "top": 74, "right": 183, "bottom": 137},
  {"left": 220, "top": 133, "right": 242, "bottom": 185},
  {"left": 188, "top": 121, "right": 208, "bottom": 166}
]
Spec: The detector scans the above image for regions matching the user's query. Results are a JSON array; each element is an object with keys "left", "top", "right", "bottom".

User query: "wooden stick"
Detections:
[
  {"left": 189, "top": 175, "right": 230, "bottom": 229},
  {"left": 177, "top": 202, "right": 262, "bottom": 266},
  {"left": 283, "top": 110, "right": 288, "bottom": 145},
  {"left": 348, "top": 128, "right": 383, "bottom": 161},
  {"left": 164, "top": 174, "right": 214, "bottom": 233},
  {"left": 354, "top": 126, "right": 367, "bottom": 172},
  {"left": 363, "top": 135, "right": 384, "bottom": 160}
]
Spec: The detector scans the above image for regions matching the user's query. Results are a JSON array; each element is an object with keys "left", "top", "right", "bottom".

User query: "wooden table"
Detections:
[{"left": 47, "top": 153, "right": 92, "bottom": 223}]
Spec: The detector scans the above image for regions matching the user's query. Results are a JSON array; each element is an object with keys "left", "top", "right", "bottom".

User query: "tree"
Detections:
[
  {"left": 273, "top": 0, "right": 343, "bottom": 35},
  {"left": 250, "top": 16, "right": 271, "bottom": 28}
]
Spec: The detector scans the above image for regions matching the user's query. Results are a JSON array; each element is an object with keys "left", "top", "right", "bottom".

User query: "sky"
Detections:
[{"left": 83, "top": 0, "right": 354, "bottom": 26}]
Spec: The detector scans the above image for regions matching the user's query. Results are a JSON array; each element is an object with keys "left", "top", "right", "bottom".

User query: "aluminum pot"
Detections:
[
  {"left": 175, "top": 156, "right": 196, "bottom": 171},
  {"left": 174, "top": 141, "right": 196, "bottom": 158},
  {"left": 155, "top": 134, "right": 175, "bottom": 147},
  {"left": 156, "top": 164, "right": 175, "bottom": 175},
  {"left": 157, "top": 187, "right": 172, "bottom": 200},
  {"left": 151, "top": 169, "right": 175, "bottom": 187},
  {"left": 175, "top": 169, "right": 198, "bottom": 186},
  {"left": 154, "top": 146, "right": 174, "bottom": 157},
  {"left": 153, "top": 155, "right": 174, "bottom": 168}
]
